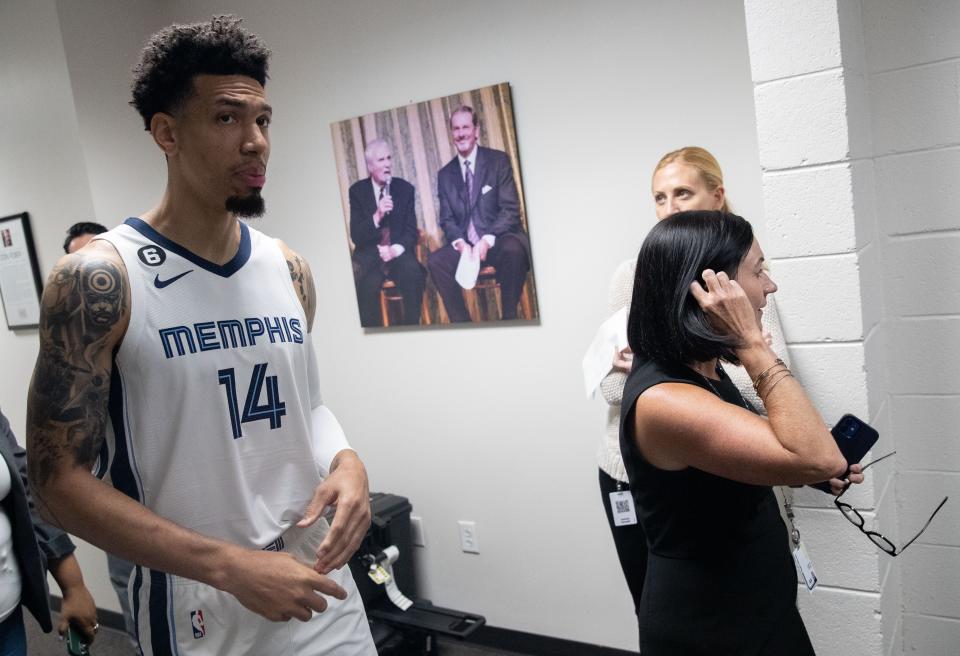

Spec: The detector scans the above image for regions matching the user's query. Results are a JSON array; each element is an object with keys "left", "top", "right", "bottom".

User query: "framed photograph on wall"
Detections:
[
  {"left": 0, "top": 212, "right": 43, "bottom": 330},
  {"left": 331, "top": 82, "right": 539, "bottom": 328}
]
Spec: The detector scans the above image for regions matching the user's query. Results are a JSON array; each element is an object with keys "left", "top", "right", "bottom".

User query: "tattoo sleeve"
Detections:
[
  {"left": 286, "top": 252, "right": 316, "bottom": 330},
  {"left": 27, "top": 255, "right": 127, "bottom": 489}
]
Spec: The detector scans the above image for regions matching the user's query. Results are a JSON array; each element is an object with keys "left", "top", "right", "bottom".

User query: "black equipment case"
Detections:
[{"left": 349, "top": 493, "right": 484, "bottom": 654}]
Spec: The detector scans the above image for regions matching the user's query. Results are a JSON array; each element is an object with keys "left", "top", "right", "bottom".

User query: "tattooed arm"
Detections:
[
  {"left": 276, "top": 239, "right": 370, "bottom": 574},
  {"left": 27, "top": 240, "right": 349, "bottom": 621},
  {"left": 278, "top": 239, "right": 317, "bottom": 332},
  {"left": 27, "top": 241, "right": 129, "bottom": 495}
]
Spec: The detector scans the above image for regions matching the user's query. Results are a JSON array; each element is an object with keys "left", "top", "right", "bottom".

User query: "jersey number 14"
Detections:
[{"left": 217, "top": 363, "right": 286, "bottom": 439}]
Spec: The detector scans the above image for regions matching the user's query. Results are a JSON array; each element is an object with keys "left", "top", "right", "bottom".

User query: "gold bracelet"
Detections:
[
  {"left": 755, "top": 365, "right": 788, "bottom": 395},
  {"left": 760, "top": 371, "right": 794, "bottom": 401},
  {"left": 757, "top": 368, "right": 793, "bottom": 401},
  {"left": 753, "top": 358, "right": 786, "bottom": 392},
  {"left": 757, "top": 367, "right": 792, "bottom": 396}
]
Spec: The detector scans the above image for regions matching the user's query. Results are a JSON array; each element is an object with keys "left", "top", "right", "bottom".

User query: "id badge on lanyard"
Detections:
[{"left": 609, "top": 481, "right": 637, "bottom": 526}]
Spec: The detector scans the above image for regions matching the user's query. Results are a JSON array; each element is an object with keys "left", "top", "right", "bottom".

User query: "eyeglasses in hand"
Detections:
[{"left": 836, "top": 451, "right": 948, "bottom": 557}]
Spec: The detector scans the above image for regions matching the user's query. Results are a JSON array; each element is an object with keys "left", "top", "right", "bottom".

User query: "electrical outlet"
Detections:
[
  {"left": 458, "top": 520, "right": 479, "bottom": 554},
  {"left": 410, "top": 515, "right": 426, "bottom": 547}
]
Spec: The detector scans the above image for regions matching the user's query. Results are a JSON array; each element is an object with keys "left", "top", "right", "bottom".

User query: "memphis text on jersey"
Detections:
[{"left": 158, "top": 315, "right": 304, "bottom": 359}]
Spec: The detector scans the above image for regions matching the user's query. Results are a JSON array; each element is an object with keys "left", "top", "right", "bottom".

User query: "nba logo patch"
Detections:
[{"left": 190, "top": 610, "right": 205, "bottom": 639}]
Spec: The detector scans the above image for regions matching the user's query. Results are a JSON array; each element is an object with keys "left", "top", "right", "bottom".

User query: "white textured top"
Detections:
[
  {"left": 598, "top": 258, "right": 791, "bottom": 482},
  {"left": 0, "top": 460, "right": 20, "bottom": 622}
]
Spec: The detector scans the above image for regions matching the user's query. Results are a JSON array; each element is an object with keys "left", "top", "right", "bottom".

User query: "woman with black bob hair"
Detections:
[{"left": 620, "top": 210, "right": 862, "bottom": 655}]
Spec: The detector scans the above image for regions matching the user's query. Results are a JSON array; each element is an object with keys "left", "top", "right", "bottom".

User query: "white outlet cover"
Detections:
[{"left": 458, "top": 520, "right": 479, "bottom": 554}]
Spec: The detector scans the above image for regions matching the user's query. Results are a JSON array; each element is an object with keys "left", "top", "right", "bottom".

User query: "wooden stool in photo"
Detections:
[
  {"left": 379, "top": 279, "right": 404, "bottom": 326},
  {"left": 378, "top": 232, "right": 432, "bottom": 327},
  {"left": 463, "top": 267, "right": 536, "bottom": 322},
  {"left": 463, "top": 266, "right": 499, "bottom": 322}
]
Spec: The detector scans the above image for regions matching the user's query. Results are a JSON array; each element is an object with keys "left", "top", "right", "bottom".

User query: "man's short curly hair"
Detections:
[{"left": 131, "top": 15, "right": 270, "bottom": 131}]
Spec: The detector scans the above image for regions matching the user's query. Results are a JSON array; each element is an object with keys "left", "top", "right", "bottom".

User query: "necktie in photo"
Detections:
[
  {"left": 378, "top": 185, "right": 391, "bottom": 246},
  {"left": 465, "top": 160, "right": 480, "bottom": 245}
]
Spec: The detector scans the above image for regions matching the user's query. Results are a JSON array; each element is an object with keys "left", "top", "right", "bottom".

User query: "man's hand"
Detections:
[
  {"left": 58, "top": 585, "right": 98, "bottom": 642},
  {"left": 52, "top": 555, "right": 98, "bottom": 642},
  {"left": 474, "top": 238, "right": 491, "bottom": 262},
  {"left": 222, "top": 547, "right": 347, "bottom": 621},
  {"left": 452, "top": 239, "right": 471, "bottom": 255},
  {"left": 378, "top": 245, "right": 395, "bottom": 262},
  {"left": 297, "top": 450, "right": 371, "bottom": 574}
]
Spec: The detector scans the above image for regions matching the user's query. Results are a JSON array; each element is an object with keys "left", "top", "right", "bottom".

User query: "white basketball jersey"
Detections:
[{"left": 98, "top": 218, "right": 321, "bottom": 548}]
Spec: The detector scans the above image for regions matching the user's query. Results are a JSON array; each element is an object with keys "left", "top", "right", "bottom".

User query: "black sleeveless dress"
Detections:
[{"left": 619, "top": 357, "right": 815, "bottom": 656}]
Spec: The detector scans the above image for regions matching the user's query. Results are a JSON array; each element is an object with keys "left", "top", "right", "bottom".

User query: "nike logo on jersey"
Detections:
[{"left": 154, "top": 270, "right": 194, "bottom": 288}]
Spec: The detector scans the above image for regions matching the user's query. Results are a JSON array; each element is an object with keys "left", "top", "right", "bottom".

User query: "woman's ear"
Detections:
[{"left": 713, "top": 185, "right": 726, "bottom": 211}]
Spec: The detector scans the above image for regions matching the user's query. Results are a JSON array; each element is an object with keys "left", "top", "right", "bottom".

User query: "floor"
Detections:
[{"left": 24, "top": 611, "right": 524, "bottom": 656}]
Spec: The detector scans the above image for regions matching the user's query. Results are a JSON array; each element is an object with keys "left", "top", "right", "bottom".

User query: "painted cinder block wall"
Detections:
[
  {"left": 863, "top": 1, "right": 960, "bottom": 654},
  {"left": 745, "top": 2, "right": 886, "bottom": 655},
  {"left": 745, "top": 1, "right": 960, "bottom": 655}
]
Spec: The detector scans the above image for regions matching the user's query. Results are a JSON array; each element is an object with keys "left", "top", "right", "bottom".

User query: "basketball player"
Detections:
[{"left": 26, "top": 16, "right": 375, "bottom": 655}]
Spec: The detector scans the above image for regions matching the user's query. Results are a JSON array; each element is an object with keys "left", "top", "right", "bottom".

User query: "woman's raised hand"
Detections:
[{"left": 689, "top": 269, "right": 764, "bottom": 349}]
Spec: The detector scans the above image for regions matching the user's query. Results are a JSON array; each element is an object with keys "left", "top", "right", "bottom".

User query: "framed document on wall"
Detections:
[{"left": 0, "top": 212, "right": 43, "bottom": 330}]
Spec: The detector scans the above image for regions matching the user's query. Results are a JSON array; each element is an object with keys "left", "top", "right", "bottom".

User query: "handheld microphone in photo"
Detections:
[{"left": 383, "top": 174, "right": 392, "bottom": 215}]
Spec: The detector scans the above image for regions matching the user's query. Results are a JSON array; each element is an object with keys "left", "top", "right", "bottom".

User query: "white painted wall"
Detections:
[
  {"left": 0, "top": 0, "right": 123, "bottom": 616},
  {"left": 55, "top": 1, "right": 170, "bottom": 226},
  {"left": 3, "top": 0, "right": 766, "bottom": 649},
  {"left": 0, "top": 0, "right": 94, "bottom": 440}
]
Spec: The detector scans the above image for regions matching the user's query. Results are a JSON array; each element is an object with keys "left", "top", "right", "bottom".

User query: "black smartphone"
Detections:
[{"left": 811, "top": 414, "right": 879, "bottom": 493}]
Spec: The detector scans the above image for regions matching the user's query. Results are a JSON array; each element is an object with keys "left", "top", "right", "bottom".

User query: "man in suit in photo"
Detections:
[
  {"left": 349, "top": 138, "right": 425, "bottom": 327},
  {"left": 429, "top": 105, "right": 531, "bottom": 322}
]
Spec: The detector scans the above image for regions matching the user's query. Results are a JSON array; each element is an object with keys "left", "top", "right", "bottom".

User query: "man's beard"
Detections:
[{"left": 225, "top": 190, "right": 265, "bottom": 218}]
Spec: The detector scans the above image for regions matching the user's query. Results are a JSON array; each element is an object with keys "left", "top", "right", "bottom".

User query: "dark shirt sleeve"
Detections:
[
  {"left": 437, "top": 167, "right": 464, "bottom": 244},
  {"left": 0, "top": 411, "right": 76, "bottom": 565},
  {"left": 349, "top": 182, "right": 380, "bottom": 248},
  {"left": 489, "top": 152, "right": 521, "bottom": 236},
  {"left": 392, "top": 180, "right": 418, "bottom": 253}
]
